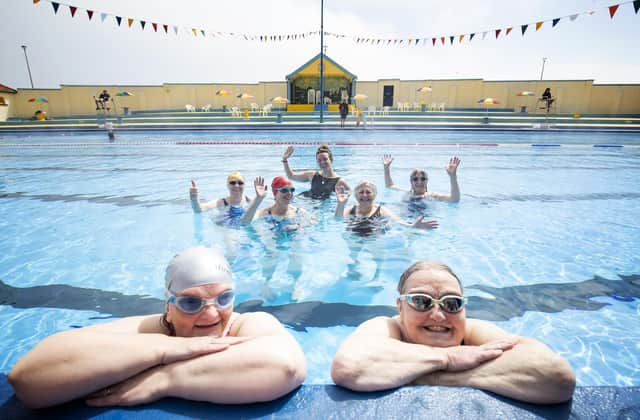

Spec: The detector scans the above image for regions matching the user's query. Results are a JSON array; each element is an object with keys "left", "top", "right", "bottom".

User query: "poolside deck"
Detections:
[{"left": 2, "top": 109, "right": 640, "bottom": 133}]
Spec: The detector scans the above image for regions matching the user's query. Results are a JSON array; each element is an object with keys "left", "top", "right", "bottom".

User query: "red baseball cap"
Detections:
[{"left": 271, "top": 176, "right": 293, "bottom": 195}]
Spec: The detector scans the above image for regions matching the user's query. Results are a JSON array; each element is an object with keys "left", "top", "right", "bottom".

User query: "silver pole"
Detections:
[
  {"left": 539, "top": 57, "right": 547, "bottom": 81},
  {"left": 21, "top": 45, "right": 34, "bottom": 88},
  {"left": 319, "top": 0, "right": 324, "bottom": 123}
]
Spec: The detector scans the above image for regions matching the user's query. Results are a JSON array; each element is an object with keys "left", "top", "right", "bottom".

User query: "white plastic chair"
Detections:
[
  {"left": 429, "top": 102, "right": 437, "bottom": 111},
  {"left": 185, "top": 104, "right": 196, "bottom": 112},
  {"left": 230, "top": 106, "right": 241, "bottom": 117},
  {"left": 382, "top": 106, "right": 390, "bottom": 116},
  {"left": 260, "top": 104, "right": 272, "bottom": 116},
  {"left": 413, "top": 102, "right": 421, "bottom": 111},
  {"left": 250, "top": 103, "right": 259, "bottom": 112},
  {"left": 438, "top": 102, "right": 446, "bottom": 111},
  {"left": 367, "top": 105, "right": 377, "bottom": 117},
  {"left": 201, "top": 104, "right": 212, "bottom": 112}
]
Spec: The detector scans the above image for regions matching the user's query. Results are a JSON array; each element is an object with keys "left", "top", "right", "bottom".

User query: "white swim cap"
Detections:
[{"left": 165, "top": 247, "right": 233, "bottom": 296}]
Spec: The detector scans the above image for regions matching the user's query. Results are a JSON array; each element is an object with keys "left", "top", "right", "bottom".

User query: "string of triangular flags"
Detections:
[{"left": 31, "top": 0, "right": 639, "bottom": 46}]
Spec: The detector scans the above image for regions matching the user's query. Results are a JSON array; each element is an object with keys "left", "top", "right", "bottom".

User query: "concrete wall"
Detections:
[{"left": 7, "top": 79, "right": 640, "bottom": 118}]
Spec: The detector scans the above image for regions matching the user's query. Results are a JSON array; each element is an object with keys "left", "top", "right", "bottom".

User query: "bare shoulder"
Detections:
[
  {"left": 231, "top": 311, "right": 287, "bottom": 337},
  {"left": 464, "top": 318, "right": 516, "bottom": 345},
  {"left": 352, "top": 316, "right": 402, "bottom": 340}
]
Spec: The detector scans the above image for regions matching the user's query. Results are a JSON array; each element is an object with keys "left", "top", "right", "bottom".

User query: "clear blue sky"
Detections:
[{"left": 2, "top": 0, "right": 639, "bottom": 89}]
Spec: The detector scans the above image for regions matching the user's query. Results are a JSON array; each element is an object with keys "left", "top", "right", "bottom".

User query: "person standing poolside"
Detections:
[
  {"left": 335, "top": 181, "right": 438, "bottom": 237},
  {"left": 383, "top": 154, "right": 461, "bottom": 203},
  {"left": 339, "top": 100, "right": 349, "bottom": 128},
  {"left": 241, "top": 176, "right": 315, "bottom": 232},
  {"left": 331, "top": 260, "right": 576, "bottom": 404},
  {"left": 282, "top": 144, "right": 350, "bottom": 199},
  {"left": 190, "top": 171, "right": 251, "bottom": 224},
  {"left": 8, "top": 246, "right": 306, "bottom": 408}
]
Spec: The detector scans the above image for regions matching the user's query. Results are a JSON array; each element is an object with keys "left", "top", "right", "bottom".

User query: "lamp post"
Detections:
[
  {"left": 539, "top": 57, "right": 547, "bottom": 80},
  {"left": 21, "top": 45, "right": 34, "bottom": 89},
  {"left": 319, "top": 0, "right": 324, "bottom": 123}
]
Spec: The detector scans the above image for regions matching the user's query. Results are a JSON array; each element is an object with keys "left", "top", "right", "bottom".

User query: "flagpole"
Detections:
[
  {"left": 21, "top": 45, "right": 34, "bottom": 89},
  {"left": 319, "top": 0, "right": 324, "bottom": 124}
]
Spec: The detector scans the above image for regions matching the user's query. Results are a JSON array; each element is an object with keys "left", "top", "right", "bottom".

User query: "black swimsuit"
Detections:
[
  {"left": 348, "top": 205, "right": 388, "bottom": 237},
  {"left": 304, "top": 172, "right": 340, "bottom": 199}
]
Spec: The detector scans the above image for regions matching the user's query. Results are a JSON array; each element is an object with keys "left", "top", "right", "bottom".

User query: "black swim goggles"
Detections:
[
  {"left": 168, "top": 290, "right": 235, "bottom": 314},
  {"left": 399, "top": 293, "right": 467, "bottom": 313}
]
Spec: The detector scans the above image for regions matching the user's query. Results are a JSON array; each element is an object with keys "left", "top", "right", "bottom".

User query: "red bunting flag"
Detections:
[
  {"left": 495, "top": 29, "right": 501, "bottom": 39},
  {"left": 163, "top": 24, "right": 168, "bottom": 33},
  {"left": 608, "top": 4, "right": 619, "bottom": 18},
  {"left": 69, "top": 6, "right": 77, "bottom": 17},
  {"left": 87, "top": 10, "right": 93, "bottom": 20},
  {"left": 33, "top": 0, "right": 40, "bottom": 3},
  {"left": 432, "top": 38, "right": 436, "bottom": 46},
  {"left": 505, "top": 27, "right": 512, "bottom": 36},
  {"left": 440, "top": 36, "right": 445, "bottom": 45},
  {"left": 535, "top": 21, "right": 544, "bottom": 30},
  {"left": 128, "top": 18, "right": 134, "bottom": 28},
  {"left": 152, "top": 23, "right": 158, "bottom": 32}
]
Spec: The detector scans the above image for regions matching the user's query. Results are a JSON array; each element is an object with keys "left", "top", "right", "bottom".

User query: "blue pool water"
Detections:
[{"left": 1, "top": 130, "right": 639, "bottom": 387}]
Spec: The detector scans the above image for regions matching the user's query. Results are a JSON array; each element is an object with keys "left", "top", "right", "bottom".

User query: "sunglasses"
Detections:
[
  {"left": 400, "top": 293, "right": 467, "bottom": 313},
  {"left": 229, "top": 181, "right": 244, "bottom": 186},
  {"left": 412, "top": 177, "right": 427, "bottom": 182},
  {"left": 168, "top": 290, "right": 235, "bottom": 314},
  {"left": 278, "top": 187, "right": 295, "bottom": 193}
]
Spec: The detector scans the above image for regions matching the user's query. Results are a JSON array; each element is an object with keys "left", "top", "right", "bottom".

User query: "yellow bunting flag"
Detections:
[
  {"left": 535, "top": 21, "right": 544, "bottom": 31},
  {"left": 127, "top": 18, "right": 134, "bottom": 27}
]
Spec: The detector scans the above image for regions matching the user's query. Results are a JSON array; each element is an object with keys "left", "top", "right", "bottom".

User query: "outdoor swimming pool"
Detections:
[{"left": 1, "top": 129, "right": 639, "bottom": 387}]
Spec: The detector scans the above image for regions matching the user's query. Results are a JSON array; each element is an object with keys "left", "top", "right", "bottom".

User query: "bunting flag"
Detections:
[
  {"left": 609, "top": 5, "right": 619, "bottom": 17},
  {"left": 30, "top": 0, "right": 637, "bottom": 48}
]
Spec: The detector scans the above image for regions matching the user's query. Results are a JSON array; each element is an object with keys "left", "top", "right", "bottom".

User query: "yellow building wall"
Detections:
[{"left": 8, "top": 79, "right": 639, "bottom": 118}]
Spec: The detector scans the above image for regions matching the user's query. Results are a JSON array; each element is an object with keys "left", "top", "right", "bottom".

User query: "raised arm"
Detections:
[
  {"left": 431, "top": 157, "right": 461, "bottom": 202},
  {"left": 241, "top": 176, "right": 267, "bottom": 224},
  {"left": 8, "top": 315, "right": 241, "bottom": 408},
  {"left": 282, "top": 146, "right": 315, "bottom": 181},
  {"left": 334, "top": 184, "right": 351, "bottom": 219},
  {"left": 380, "top": 206, "right": 439, "bottom": 230},
  {"left": 415, "top": 319, "right": 575, "bottom": 404},
  {"left": 383, "top": 154, "right": 404, "bottom": 191},
  {"left": 85, "top": 312, "right": 306, "bottom": 406},
  {"left": 331, "top": 316, "right": 510, "bottom": 392},
  {"left": 189, "top": 179, "right": 220, "bottom": 213}
]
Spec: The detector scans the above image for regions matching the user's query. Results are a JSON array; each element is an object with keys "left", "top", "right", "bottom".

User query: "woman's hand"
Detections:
[
  {"left": 335, "top": 185, "right": 350, "bottom": 204},
  {"left": 412, "top": 215, "right": 439, "bottom": 229},
  {"left": 189, "top": 180, "right": 198, "bottom": 196},
  {"left": 283, "top": 146, "right": 294, "bottom": 161},
  {"left": 383, "top": 154, "right": 394, "bottom": 167},
  {"left": 446, "top": 156, "right": 460, "bottom": 177},
  {"left": 253, "top": 176, "right": 268, "bottom": 199}
]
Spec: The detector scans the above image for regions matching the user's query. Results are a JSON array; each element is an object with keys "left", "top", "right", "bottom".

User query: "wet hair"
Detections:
[
  {"left": 354, "top": 180, "right": 377, "bottom": 196},
  {"left": 316, "top": 144, "right": 333, "bottom": 162},
  {"left": 397, "top": 260, "right": 463, "bottom": 294},
  {"left": 161, "top": 312, "right": 176, "bottom": 336},
  {"left": 409, "top": 169, "right": 428, "bottom": 194}
]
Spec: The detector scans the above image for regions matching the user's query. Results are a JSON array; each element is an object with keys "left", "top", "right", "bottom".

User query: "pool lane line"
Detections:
[{"left": 2, "top": 142, "right": 638, "bottom": 148}]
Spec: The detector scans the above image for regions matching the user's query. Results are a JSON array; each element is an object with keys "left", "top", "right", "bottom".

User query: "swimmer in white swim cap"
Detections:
[{"left": 9, "top": 246, "right": 306, "bottom": 408}]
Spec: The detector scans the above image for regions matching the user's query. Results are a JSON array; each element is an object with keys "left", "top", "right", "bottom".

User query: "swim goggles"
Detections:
[
  {"left": 277, "top": 187, "right": 296, "bottom": 194},
  {"left": 399, "top": 293, "right": 467, "bottom": 313},
  {"left": 168, "top": 290, "right": 235, "bottom": 314}
]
